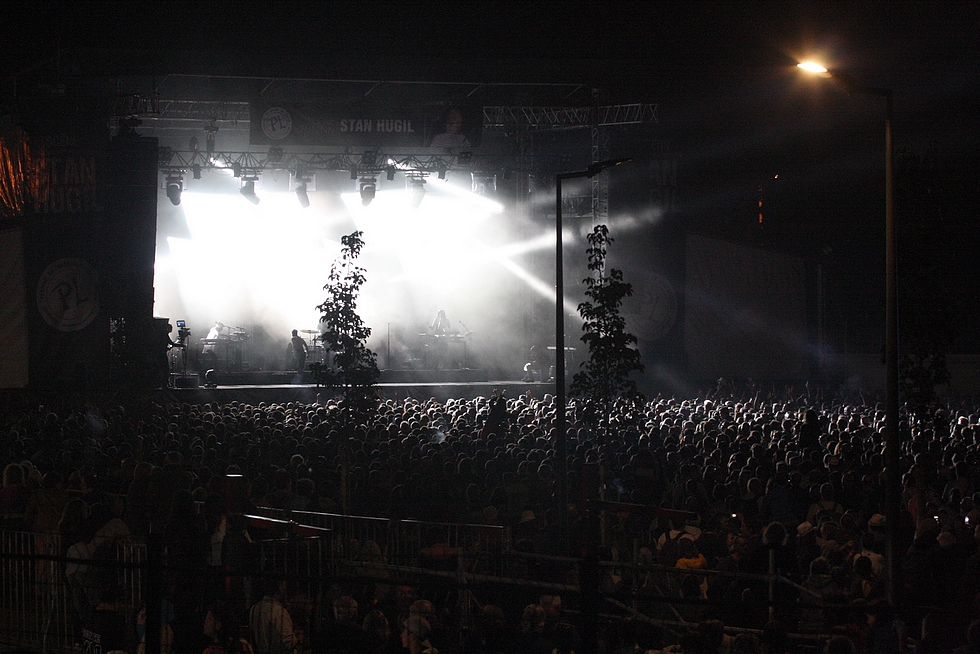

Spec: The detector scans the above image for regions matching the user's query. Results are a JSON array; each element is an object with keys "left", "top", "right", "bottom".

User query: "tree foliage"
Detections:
[
  {"left": 570, "top": 224, "right": 645, "bottom": 406},
  {"left": 316, "top": 231, "right": 379, "bottom": 413}
]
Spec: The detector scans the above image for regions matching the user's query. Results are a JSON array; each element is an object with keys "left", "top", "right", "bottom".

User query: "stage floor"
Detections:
[{"left": 163, "top": 380, "right": 554, "bottom": 404}]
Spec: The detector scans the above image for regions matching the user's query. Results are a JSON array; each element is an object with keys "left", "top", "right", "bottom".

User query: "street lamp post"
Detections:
[
  {"left": 799, "top": 62, "right": 899, "bottom": 604},
  {"left": 554, "top": 158, "right": 630, "bottom": 554}
]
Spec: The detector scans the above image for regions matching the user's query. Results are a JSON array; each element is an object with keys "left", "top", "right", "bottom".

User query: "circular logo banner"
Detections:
[
  {"left": 261, "top": 106, "right": 293, "bottom": 140},
  {"left": 36, "top": 258, "right": 100, "bottom": 332}
]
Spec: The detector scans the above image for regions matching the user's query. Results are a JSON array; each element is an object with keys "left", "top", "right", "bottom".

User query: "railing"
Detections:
[
  {"left": 3, "top": 523, "right": 848, "bottom": 654},
  {"left": 0, "top": 530, "right": 71, "bottom": 652},
  {"left": 0, "top": 530, "right": 335, "bottom": 653},
  {"left": 250, "top": 508, "right": 512, "bottom": 577}
]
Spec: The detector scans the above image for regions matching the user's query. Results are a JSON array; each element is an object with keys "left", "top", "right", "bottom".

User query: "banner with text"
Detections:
[{"left": 249, "top": 102, "right": 482, "bottom": 150}]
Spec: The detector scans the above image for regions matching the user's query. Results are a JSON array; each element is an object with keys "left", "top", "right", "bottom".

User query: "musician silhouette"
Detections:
[
  {"left": 289, "top": 329, "right": 308, "bottom": 371},
  {"left": 200, "top": 321, "right": 226, "bottom": 371},
  {"left": 428, "top": 310, "right": 459, "bottom": 369},
  {"left": 430, "top": 309, "right": 452, "bottom": 335}
]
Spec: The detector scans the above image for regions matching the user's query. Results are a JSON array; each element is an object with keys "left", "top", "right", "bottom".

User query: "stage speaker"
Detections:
[{"left": 172, "top": 374, "right": 199, "bottom": 388}]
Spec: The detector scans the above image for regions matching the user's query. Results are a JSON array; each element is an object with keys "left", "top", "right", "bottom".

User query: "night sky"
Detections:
[{"left": 3, "top": 1, "right": 978, "bottom": 357}]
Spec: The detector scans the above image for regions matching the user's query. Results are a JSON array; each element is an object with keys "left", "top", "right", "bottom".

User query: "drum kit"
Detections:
[{"left": 299, "top": 329, "right": 329, "bottom": 364}]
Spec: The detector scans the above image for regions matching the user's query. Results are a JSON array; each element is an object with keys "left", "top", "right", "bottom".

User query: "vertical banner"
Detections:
[{"left": 18, "top": 100, "right": 111, "bottom": 389}]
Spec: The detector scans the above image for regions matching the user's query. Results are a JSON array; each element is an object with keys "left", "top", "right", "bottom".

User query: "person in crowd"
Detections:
[
  {"left": 204, "top": 601, "right": 255, "bottom": 654},
  {"left": 1, "top": 463, "right": 30, "bottom": 529},
  {"left": 402, "top": 616, "right": 437, "bottom": 654},
  {"left": 310, "top": 595, "right": 371, "bottom": 654},
  {"left": 250, "top": 578, "right": 297, "bottom": 654},
  {"left": 362, "top": 609, "right": 391, "bottom": 654},
  {"left": 516, "top": 604, "right": 553, "bottom": 654}
]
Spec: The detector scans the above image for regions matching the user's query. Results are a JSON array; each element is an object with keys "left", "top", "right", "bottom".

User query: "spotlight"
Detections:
[
  {"left": 291, "top": 169, "right": 314, "bottom": 208},
  {"left": 240, "top": 179, "right": 260, "bottom": 204},
  {"left": 386, "top": 166, "right": 396, "bottom": 181},
  {"left": 165, "top": 175, "right": 182, "bottom": 205},
  {"left": 192, "top": 163, "right": 202, "bottom": 180},
  {"left": 204, "top": 120, "right": 218, "bottom": 159},
  {"left": 409, "top": 177, "right": 426, "bottom": 209},
  {"left": 350, "top": 166, "right": 358, "bottom": 180},
  {"left": 359, "top": 178, "right": 376, "bottom": 206},
  {"left": 437, "top": 165, "right": 447, "bottom": 180},
  {"left": 232, "top": 162, "right": 242, "bottom": 178},
  {"left": 295, "top": 183, "right": 310, "bottom": 208}
]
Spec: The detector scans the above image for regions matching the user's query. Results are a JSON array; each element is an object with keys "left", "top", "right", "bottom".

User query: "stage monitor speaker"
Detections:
[{"left": 172, "top": 374, "right": 199, "bottom": 388}]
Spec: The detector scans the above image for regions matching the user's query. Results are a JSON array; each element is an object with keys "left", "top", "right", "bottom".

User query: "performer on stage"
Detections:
[
  {"left": 522, "top": 345, "right": 543, "bottom": 382},
  {"left": 205, "top": 321, "right": 226, "bottom": 343},
  {"left": 430, "top": 309, "right": 452, "bottom": 335},
  {"left": 289, "top": 329, "right": 308, "bottom": 371},
  {"left": 201, "top": 321, "right": 226, "bottom": 370}
]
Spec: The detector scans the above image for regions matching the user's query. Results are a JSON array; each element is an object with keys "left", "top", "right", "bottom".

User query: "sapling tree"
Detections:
[
  {"left": 570, "top": 224, "right": 645, "bottom": 415},
  {"left": 316, "top": 231, "right": 379, "bottom": 415}
]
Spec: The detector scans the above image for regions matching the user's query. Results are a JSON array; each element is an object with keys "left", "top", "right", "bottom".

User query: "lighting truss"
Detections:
[
  {"left": 482, "top": 103, "right": 658, "bottom": 131},
  {"left": 156, "top": 149, "right": 473, "bottom": 177},
  {"left": 145, "top": 100, "right": 658, "bottom": 179}
]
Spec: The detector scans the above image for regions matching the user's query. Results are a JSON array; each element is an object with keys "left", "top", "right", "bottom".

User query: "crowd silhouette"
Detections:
[{"left": 3, "top": 383, "right": 980, "bottom": 654}]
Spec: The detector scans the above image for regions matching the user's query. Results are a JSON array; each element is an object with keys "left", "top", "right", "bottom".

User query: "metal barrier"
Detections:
[
  {"left": 0, "top": 530, "right": 72, "bottom": 652},
  {"left": 2, "top": 523, "right": 848, "bottom": 654},
  {"left": 1, "top": 530, "right": 337, "bottom": 654},
  {"left": 252, "top": 508, "right": 512, "bottom": 577}
]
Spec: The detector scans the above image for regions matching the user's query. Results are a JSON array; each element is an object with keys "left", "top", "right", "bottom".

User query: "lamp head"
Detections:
[{"left": 798, "top": 61, "right": 829, "bottom": 74}]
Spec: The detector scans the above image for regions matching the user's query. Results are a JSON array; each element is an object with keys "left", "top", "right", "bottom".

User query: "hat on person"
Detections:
[
  {"left": 404, "top": 616, "right": 430, "bottom": 641},
  {"left": 797, "top": 522, "right": 815, "bottom": 537},
  {"left": 868, "top": 514, "right": 886, "bottom": 529},
  {"left": 520, "top": 510, "right": 536, "bottom": 524}
]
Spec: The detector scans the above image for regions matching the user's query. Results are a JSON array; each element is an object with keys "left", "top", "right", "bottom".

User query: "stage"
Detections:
[{"left": 166, "top": 368, "right": 554, "bottom": 404}]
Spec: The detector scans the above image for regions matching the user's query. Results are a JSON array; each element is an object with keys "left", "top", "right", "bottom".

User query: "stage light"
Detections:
[
  {"left": 166, "top": 176, "right": 183, "bottom": 205},
  {"left": 232, "top": 162, "right": 242, "bottom": 178},
  {"left": 359, "top": 178, "right": 376, "bottom": 206},
  {"left": 437, "top": 166, "right": 447, "bottom": 180},
  {"left": 386, "top": 166, "right": 396, "bottom": 181},
  {"left": 192, "top": 164, "right": 202, "bottom": 180},
  {"left": 240, "top": 179, "right": 260, "bottom": 204},
  {"left": 409, "top": 177, "right": 426, "bottom": 209},
  {"left": 295, "top": 183, "right": 310, "bottom": 208},
  {"left": 205, "top": 121, "right": 217, "bottom": 160},
  {"left": 350, "top": 166, "right": 358, "bottom": 180},
  {"left": 290, "top": 169, "right": 313, "bottom": 208}
]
